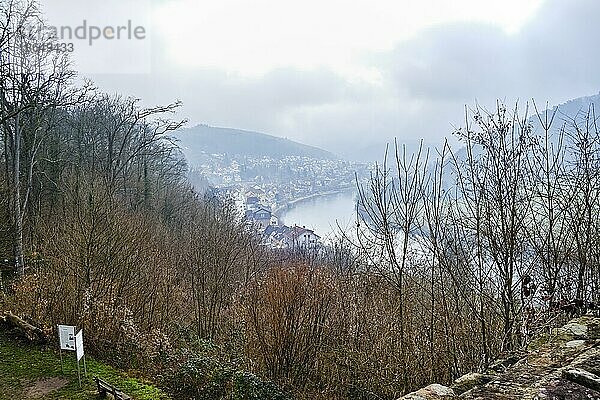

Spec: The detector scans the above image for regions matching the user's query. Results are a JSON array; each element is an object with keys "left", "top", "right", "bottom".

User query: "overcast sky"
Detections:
[{"left": 42, "top": 0, "right": 600, "bottom": 161}]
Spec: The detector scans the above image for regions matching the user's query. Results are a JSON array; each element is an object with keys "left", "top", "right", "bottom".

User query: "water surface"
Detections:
[{"left": 280, "top": 191, "right": 357, "bottom": 240}]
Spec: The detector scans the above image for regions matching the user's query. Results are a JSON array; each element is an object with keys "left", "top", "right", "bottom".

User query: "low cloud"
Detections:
[
  {"left": 389, "top": 0, "right": 600, "bottom": 106},
  {"left": 88, "top": 0, "right": 600, "bottom": 161}
]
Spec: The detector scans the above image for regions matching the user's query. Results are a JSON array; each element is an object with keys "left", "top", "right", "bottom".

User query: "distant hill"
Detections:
[
  {"left": 524, "top": 92, "right": 600, "bottom": 144},
  {"left": 553, "top": 92, "right": 600, "bottom": 120},
  {"left": 174, "top": 125, "right": 337, "bottom": 165},
  {"left": 532, "top": 92, "right": 600, "bottom": 126}
]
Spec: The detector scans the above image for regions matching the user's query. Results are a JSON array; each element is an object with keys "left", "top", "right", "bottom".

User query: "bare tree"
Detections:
[
  {"left": 453, "top": 102, "right": 536, "bottom": 350},
  {"left": 563, "top": 105, "right": 600, "bottom": 303},
  {"left": 0, "top": 0, "right": 78, "bottom": 275}
]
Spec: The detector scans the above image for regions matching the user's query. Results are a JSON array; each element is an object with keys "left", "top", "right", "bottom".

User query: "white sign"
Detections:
[
  {"left": 75, "top": 330, "right": 84, "bottom": 361},
  {"left": 58, "top": 325, "right": 75, "bottom": 351}
]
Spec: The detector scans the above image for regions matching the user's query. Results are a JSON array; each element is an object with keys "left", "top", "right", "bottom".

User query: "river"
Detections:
[{"left": 279, "top": 190, "right": 358, "bottom": 240}]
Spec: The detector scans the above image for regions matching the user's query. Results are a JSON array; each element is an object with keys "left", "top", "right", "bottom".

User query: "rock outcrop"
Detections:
[
  {"left": 399, "top": 316, "right": 600, "bottom": 400},
  {"left": 400, "top": 384, "right": 455, "bottom": 400},
  {"left": 451, "top": 372, "right": 494, "bottom": 395}
]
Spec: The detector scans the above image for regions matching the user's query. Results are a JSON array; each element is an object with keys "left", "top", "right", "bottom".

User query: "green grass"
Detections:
[{"left": 0, "top": 332, "right": 170, "bottom": 399}]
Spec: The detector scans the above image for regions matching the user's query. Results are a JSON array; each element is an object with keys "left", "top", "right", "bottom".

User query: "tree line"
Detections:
[{"left": 2, "top": 1, "right": 599, "bottom": 399}]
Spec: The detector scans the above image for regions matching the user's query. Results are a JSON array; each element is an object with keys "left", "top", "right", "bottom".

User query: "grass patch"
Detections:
[{"left": 0, "top": 331, "right": 170, "bottom": 399}]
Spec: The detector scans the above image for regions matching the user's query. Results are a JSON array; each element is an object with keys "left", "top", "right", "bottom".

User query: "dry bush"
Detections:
[{"left": 241, "top": 263, "right": 336, "bottom": 394}]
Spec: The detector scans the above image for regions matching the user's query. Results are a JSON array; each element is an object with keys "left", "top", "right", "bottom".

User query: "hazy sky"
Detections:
[{"left": 42, "top": 0, "right": 600, "bottom": 160}]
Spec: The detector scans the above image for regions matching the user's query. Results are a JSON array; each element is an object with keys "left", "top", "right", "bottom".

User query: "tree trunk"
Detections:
[
  {"left": 1, "top": 311, "right": 46, "bottom": 342},
  {"left": 12, "top": 114, "right": 24, "bottom": 276}
]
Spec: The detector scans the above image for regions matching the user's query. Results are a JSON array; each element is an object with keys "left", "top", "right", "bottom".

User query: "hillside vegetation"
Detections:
[{"left": 1, "top": 1, "right": 599, "bottom": 400}]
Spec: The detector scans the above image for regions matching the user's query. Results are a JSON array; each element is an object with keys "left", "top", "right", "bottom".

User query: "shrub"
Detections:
[{"left": 161, "top": 348, "right": 290, "bottom": 400}]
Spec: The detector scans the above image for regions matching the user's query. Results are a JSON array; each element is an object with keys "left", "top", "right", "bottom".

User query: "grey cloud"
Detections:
[
  {"left": 389, "top": 24, "right": 519, "bottom": 102},
  {"left": 87, "top": 0, "right": 600, "bottom": 161},
  {"left": 388, "top": 0, "right": 600, "bottom": 106},
  {"left": 90, "top": 66, "right": 363, "bottom": 132}
]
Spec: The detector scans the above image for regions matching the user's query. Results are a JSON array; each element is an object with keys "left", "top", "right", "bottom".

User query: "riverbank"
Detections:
[{"left": 273, "top": 186, "right": 356, "bottom": 217}]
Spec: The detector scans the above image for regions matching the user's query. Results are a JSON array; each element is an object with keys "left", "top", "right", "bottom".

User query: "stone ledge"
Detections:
[{"left": 397, "top": 316, "right": 600, "bottom": 399}]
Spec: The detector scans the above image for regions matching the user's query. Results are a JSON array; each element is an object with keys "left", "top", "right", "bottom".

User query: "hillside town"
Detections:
[
  {"left": 191, "top": 153, "right": 367, "bottom": 205},
  {"left": 189, "top": 152, "right": 368, "bottom": 248}
]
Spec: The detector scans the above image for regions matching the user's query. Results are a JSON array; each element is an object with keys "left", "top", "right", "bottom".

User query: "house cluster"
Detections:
[
  {"left": 262, "top": 224, "right": 321, "bottom": 249},
  {"left": 194, "top": 152, "right": 368, "bottom": 212},
  {"left": 243, "top": 193, "right": 321, "bottom": 249},
  {"left": 244, "top": 195, "right": 278, "bottom": 229}
]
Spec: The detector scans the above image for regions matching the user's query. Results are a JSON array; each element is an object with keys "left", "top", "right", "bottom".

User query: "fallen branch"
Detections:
[{"left": 0, "top": 311, "right": 47, "bottom": 343}]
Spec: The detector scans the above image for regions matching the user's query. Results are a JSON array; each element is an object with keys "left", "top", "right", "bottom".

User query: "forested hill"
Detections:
[
  {"left": 174, "top": 124, "right": 337, "bottom": 163},
  {"left": 534, "top": 92, "right": 600, "bottom": 123}
]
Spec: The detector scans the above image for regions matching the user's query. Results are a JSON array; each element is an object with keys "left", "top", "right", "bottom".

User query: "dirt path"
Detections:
[{"left": 25, "top": 377, "right": 69, "bottom": 398}]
